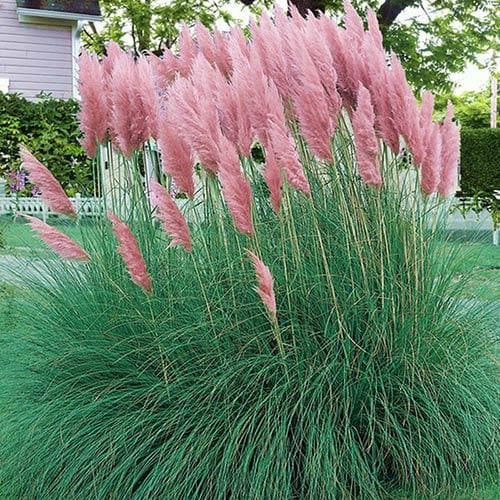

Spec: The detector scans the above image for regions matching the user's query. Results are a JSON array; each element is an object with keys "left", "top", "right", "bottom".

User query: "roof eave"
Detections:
[{"left": 17, "top": 7, "right": 102, "bottom": 22}]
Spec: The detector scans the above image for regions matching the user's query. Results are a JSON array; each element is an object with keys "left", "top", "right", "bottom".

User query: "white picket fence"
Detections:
[{"left": 0, "top": 194, "right": 103, "bottom": 221}]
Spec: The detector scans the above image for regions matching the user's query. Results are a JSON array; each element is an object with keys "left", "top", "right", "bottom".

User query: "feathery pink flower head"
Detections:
[
  {"left": 213, "top": 29, "right": 232, "bottom": 76},
  {"left": 149, "top": 51, "right": 178, "bottom": 89},
  {"left": 150, "top": 180, "right": 192, "bottom": 252},
  {"left": 136, "top": 56, "right": 160, "bottom": 140},
  {"left": 367, "top": 9, "right": 384, "bottom": 51},
  {"left": 251, "top": 11, "right": 291, "bottom": 99},
  {"left": 168, "top": 60, "right": 222, "bottom": 172},
  {"left": 109, "top": 52, "right": 149, "bottom": 157},
  {"left": 195, "top": 23, "right": 217, "bottom": 69},
  {"left": 343, "top": 0, "right": 365, "bottom": 47},
  {"left": 102, "top": 41, "right": 123, "bottom": 79},
  {"left": 269, "top": 120, "right": 311, "bottom": 194},
  {"left": 438, "top": 102, "right": 460, "bottom": 197},
  {"left": 361, "top": 37, "right": 400, "bottom": 153},
  {"left": 78, "top": 50, "right": 108, "bottom": 158},
  {"left": 157, "top": 110, "right": 195, "bottom": 198},
  {"left": 24, "top": 215, "right": 89, "bottom": 261},
  {"left": 319, "top": 16, "right": 360, "bottom": 110},
  {"left": 419, "top": 90, "right": 435, "bottom": 147},
  {"left": 352, "top": 86, "right": 382, "bottom": 187},
  {"left": 303, "top": 18, "right": 342, "bottom": 119},
  {"left": 389, "top": 54, "right": 424, "bottom": 165},
  {"left": 20, "top": 146, "right": 76, "bottom": 216},
  {"left": 246, "top": 250, "right": 277, "bottom": 320},
  {"left": 420, "top": 122, "right": 441, "bottom": 195},
  {"left": 108, "top": 212, "right": 152, "bottom": 293},
  {"left": 177, "top": 25, "right": 197, "bottom": 77},
  {"left": 217, "top": 136, "right": 254, "bottom": 235}
]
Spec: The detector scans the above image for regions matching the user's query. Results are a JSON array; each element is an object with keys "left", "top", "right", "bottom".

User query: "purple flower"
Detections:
[{"left": 8, "top": 170, "right": 26, "bottom": 193}]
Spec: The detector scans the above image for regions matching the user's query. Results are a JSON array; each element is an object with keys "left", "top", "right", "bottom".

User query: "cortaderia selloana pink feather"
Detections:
[
  {"left": 108, "top": 212, "right": 153, "bottom": 293},
  {"left": 20, "top": 146, "right": 76, "bottom": 216}
]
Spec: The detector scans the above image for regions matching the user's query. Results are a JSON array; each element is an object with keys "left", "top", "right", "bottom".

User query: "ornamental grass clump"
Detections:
[{"left": 0, "top": 2, "right": 498, "bottom": 498}]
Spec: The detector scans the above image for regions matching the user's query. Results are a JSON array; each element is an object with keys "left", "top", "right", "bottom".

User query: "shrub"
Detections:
[
  {"left": 460, "top": 128, "right": 500, "bottom": 197},
  {"left": 0, "top": 91, "right": 93, "bottom": 195},
  {"left": 0, "top": 5, "right": 498, "bottom": 500}
]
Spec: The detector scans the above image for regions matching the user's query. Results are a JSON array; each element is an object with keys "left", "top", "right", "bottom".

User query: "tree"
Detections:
[
  {"left": 241, "top": 0, "right": 499, "bottom": 92},
  {"left": 434, "top": 82, "right": 498, "bottom": 129},
  {"left": 82, "top": 0, "right": 235, "bottom": 55}
]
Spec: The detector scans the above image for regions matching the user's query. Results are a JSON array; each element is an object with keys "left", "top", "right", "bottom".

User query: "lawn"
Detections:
[{"left": 0, "top": 215, "right": 93, "bottom": 254}]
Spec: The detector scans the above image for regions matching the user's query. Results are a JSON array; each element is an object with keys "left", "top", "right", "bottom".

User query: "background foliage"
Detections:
[
  {"left": 0, "top": 92, "right": 93, "bottom": 196},
  {"left": 459, "top": 128, "right": 500, "bottom": 198}
]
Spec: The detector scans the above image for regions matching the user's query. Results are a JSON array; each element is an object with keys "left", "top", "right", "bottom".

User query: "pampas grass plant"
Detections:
[{"left": 0, "top": 2, "right": 498, "bottom": 498}]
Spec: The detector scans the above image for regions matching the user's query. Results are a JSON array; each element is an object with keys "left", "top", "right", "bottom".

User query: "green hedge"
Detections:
[
  {"left": 460, "top": 128, "right": 500, "bottom": 197},
  {"left": 0, "top": 91, "right": 93, "bottom": 196}
]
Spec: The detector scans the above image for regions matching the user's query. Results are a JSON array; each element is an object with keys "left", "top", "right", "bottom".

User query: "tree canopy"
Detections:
[{"left": 82, "top": 0, "right": 499, "bottom": 92}]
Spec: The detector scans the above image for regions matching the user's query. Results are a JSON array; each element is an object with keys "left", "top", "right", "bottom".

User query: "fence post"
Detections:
[
  {"left": 75, "top": 193, "right": 82, "bottom": 215},
  {"left": 42, "top": 203, "right": 48, "bottom": 223}
]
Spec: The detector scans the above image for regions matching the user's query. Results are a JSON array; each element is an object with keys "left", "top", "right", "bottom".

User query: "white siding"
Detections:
[{"left": 0, "top": 0, "right": 74, "bottom": 99}]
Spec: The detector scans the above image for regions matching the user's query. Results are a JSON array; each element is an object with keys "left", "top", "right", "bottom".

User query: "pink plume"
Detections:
[
  {"left": 217, "top": 136, "right": 254, "bottom": 235},
  {"left": 20, "top": 146, "right": 76, "bottom": 216},
  {"left": 343, "top": 1, "right": 365, "bottom": 47},
  {"left": 419, "top": 90, "right": 435, "bottom": 147},
  {"left": 108, "top": 212, "right": 152, "bottom": 293},
  {"left": 366, "top": 9, "right": 384, "bottom": 52},
  {"left": 229, "top": 25, "right": 250, "bottom": 61},
  {"left": 263, "top": 145, "right": 282, "bottom": 213},
  {"left": 168, "top": 58, "right": 222, "bottom": 172},
  {"left": 352, "top": 86, "right": 382, "bottom": 187},
  {"left": 319, "top": 17, "right": 360, "bottom": 110},
  {"left": 196, "top": 23, "right": 216, "bottom": 64},
  {"left": 150, "top": 180, "right": 192, "bottom": 251},
  {"left": 420, "top": 91, "right": 435, "bottom": 125},
  {"left": 250, "top": 12, "right": 291, "bottom": 99},
  {"left": 420, "top": 122, "right": 441, "bottom": 195},
  {"left": 213, "top": 30, "right": 232, "bottom": 76},
  {"left": 303, "top": 18, "right": 343, "bottom": 119},
  {"left": 438, "top": 103, "right": 460, "bottom": 197},
  {"left": 136, "top": 56, "right": 160, "bottom": 140},
  {"left": 157, "top": 109, "right": 195, "bottom": 198},
  {"left": 78, "top": 50, "right": 108, "bottom": 158},
  {"left": 214, "top": 78, "right": 240, "bottom": 149},
  {"left": 285, "top": 24, "right": 335, "bottom": 161},
  {"left": 389, "top": 54, "right": 424, "bottom": 165},
  {"left": 149, "top": 51, "right": 178, "bottom": 89},
  {"left": 360, "top": 36, "right": 400, "bottom": 153},
  {"left": 177, "top": 25, "right": 197, "bottom": 77},
  {"left": 246, "top": 250, "right": 277, "bottom": 320},
  {"left": 24, "top": 215, "right": 89, "bottom": 261},
  {"left": 230, "top": 47, "right": 268, "bottom": 149},
  {"left": 269, "top": 120, "right": 311, "bottom": 194},
  {"left": 102, "top": 42, "right": 123, "bottom": 78},
  {"left": 109, "top": 52, "right": 149, "bottom": 157}
]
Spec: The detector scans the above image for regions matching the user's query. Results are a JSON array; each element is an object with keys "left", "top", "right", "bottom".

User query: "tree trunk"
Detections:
[
  {"left": 287, "top": 0, "right": 326, "bottom": 16},
  {"left": 377, "top": 0, "right": 417, "bottom": 27}
]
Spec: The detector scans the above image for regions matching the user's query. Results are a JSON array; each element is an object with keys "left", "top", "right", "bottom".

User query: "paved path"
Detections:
[{"left": 0, "top": 255, "right": 55, "bottom": 287}]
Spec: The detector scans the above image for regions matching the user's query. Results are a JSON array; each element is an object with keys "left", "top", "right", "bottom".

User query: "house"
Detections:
[{"left": 0, "top": 0, "right": 101, "bottom": 99}]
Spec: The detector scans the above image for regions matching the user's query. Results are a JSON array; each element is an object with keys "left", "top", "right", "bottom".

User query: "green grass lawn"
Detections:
[{"left": 0, "top": 215, "right": 93, "bottom": 254}]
